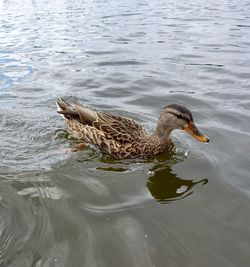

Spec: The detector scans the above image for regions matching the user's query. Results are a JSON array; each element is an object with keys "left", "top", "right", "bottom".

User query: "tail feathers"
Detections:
[
  {"left": 56, "top": 98, "right": 79, "bottom": 118},
  {"left": 56, "top": 98, "right": 70, "bottom": 111},
  {"left": 56, "top": 97, "right": 98, "bottom": 125},
  {"left": 57, "top": 109, "right": 78, "bottom": 115}
]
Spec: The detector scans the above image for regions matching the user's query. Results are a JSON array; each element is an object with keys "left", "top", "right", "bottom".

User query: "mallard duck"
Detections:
[{"left": 56, "top": 98, "right": 209, "bottom": 159}]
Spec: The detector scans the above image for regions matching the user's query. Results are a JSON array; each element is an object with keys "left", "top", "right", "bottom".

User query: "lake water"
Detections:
[{"left": 1, "top": 0, "right": 250, "bottom": 266}]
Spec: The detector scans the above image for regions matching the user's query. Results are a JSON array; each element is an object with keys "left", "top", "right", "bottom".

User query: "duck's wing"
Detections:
[
  {"left": 94, "top": 111, "right": 146, "bottom": 144},
  {"left": 56, "top": 98, "right": 146, "bottom": 144}
]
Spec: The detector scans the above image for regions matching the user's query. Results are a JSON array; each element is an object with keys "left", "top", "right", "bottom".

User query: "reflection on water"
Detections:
[
  {"left": 96, "top": 150, "right": 208, "bottom": 204},
  {"left": 147, "top": 161, "right": 208, "bottom": 203}
]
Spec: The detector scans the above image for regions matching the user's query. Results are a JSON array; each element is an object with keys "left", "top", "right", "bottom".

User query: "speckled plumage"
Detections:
[{"left": 56, "top": 98, "right": 208, "bottom": 159}]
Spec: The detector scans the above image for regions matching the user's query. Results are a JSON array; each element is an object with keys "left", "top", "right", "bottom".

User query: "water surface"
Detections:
[{"left": 1, "top": 0, "right": 250, "bottom": 266}]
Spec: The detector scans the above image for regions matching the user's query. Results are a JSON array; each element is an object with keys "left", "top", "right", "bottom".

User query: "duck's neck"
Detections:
[
  {"left": 154, "top": 124, "right": 173, "bottom": 141},
  {"left": 153, "top": 111, "right": 176, "bottom": 141}
]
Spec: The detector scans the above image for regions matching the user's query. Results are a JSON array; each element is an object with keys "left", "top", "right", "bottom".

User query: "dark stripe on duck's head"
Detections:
[{"left": 164, "top": 104, "right": 193, "bottom": 123}]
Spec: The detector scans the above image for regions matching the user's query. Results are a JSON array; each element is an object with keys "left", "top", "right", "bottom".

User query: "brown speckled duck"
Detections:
[{"left": 56, "top": 98, "right": 209, "bottom": 159}]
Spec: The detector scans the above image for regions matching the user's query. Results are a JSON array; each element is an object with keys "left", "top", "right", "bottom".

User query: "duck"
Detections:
[{"left": 56, "top": 98, "right": 209, "bottom": 159}]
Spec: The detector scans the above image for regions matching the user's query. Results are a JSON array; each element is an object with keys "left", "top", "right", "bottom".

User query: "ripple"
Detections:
[
  {"left": 1, "top": 0, "right": 250, "bottom": 265},
  {"left": 85, "top": 50, "right": 122, "bottom": 55},
  {"left": 96, "top": 60, "right": 145, "bottom": 67},
  {"left": 0, "top": 181, "right": 52, "bottom": 265}
]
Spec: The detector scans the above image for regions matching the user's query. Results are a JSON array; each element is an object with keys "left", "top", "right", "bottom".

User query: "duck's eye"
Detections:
[
  {"left": 176, "top": 113, "right": 184, "bottom": 119},
  {"left": 176, "top": 113, "right": 190, "bottom": 123}
]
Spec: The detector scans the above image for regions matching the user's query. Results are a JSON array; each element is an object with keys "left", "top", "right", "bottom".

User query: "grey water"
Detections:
[{"left": 1, "top": 0, "right": 250, "bottom": 266}]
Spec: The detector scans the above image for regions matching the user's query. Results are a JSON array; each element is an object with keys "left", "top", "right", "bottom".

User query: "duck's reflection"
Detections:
[
  {"left": 146, "top": 161, "right": 207, "bottom": 203},
  {"left": 98, "top": 152, "right": 208, "bottom": 204}
]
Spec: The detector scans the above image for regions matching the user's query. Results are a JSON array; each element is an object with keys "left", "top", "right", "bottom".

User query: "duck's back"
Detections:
[{"left": 57, "top": 98, "right": 158, "bottom": 158}]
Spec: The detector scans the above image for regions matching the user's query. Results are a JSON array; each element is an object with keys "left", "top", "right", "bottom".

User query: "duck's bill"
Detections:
[{"left": 184, "top": 123, "right": 209, "bottom": 143}]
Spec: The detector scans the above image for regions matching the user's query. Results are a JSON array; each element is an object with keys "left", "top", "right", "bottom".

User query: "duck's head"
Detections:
[{"left": 155, "top": 104, "right": 209, "bottom": 143}]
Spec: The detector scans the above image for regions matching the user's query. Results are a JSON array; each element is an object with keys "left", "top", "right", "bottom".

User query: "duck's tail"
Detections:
[
  {"left": 56, "top": 98, "right": 98, "bottom": 124},
  {"left": 56, "top": 98, "right": 79, "bottom": 118}
]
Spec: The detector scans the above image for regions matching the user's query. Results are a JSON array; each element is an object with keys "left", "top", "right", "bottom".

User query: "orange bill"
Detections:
[{"left": 184, "top": 123, "right": 209, "bottom": 143}]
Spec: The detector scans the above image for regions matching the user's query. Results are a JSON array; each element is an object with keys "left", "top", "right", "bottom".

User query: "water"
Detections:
[{"left": 1, "top": 0, "right": 250, "bottom": 266}]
